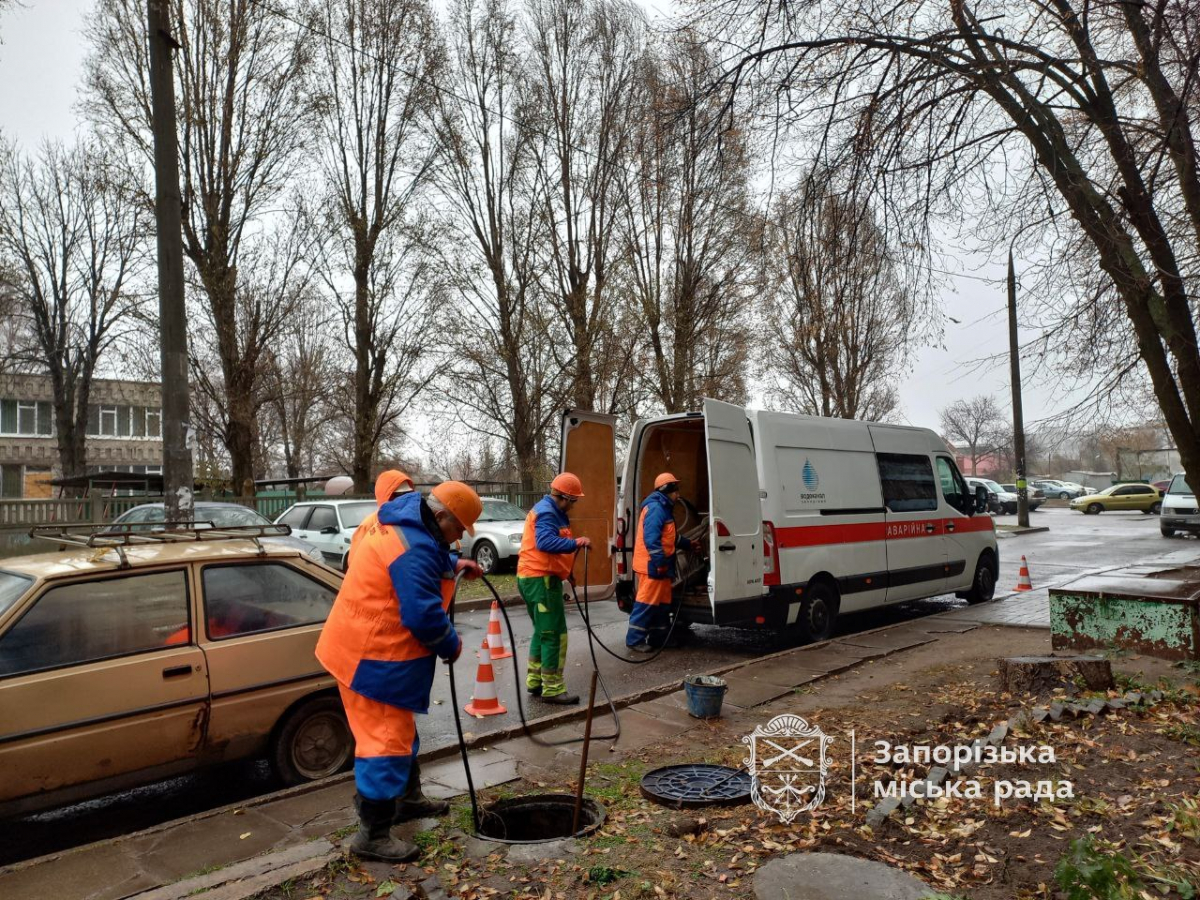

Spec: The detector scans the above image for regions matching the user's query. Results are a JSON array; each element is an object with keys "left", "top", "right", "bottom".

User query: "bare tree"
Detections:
[
  {"left": 619, "top": 34, "right": 755, "bottom": 413},
  {"left": 0, "top": 139, "right": 149, "bottom": 484},
  {"left": 521, "top": 0, "right": 643, "bottom": 411},
  {"left": 940, "top": 396, "right": 1006, "bottom": 475},
  {"left": 304, "top": 0, "right": 441, "bottom": 492},
  {"left": 84, "top": 0, "right": 310, "bottom": 494},
  {"left": 696, "top": 0, "right": 1200, "bottom": 502},
  {"left": 762, "top": 171, "right": 915, "bottom": 422},
  {"left": 430, "top": 0, "right": 564, "bottom": 489}
]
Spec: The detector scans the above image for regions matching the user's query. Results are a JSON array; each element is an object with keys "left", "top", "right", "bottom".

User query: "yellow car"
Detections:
[
  {"left": 0, "top": 525, "right": 351, "bottom": 817},
  {"left": 1069, "top": 483, "right": 1163, "bottom": 515}
]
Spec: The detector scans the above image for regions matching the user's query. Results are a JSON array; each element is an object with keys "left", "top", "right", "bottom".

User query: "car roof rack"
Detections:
[{"left": 29, "top": 523, "right": 294, "bottom": 569}]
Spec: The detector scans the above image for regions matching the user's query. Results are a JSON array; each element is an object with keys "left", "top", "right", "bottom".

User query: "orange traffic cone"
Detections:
[
  {"left": 464, "top": 656, "right": 507, "bottom": 717},
  {"left": 1014, "top": 556, "right": 1033, "bottom": 592},
  {"left": 485, "top": 601, "right": 513, "bottom": 661}
]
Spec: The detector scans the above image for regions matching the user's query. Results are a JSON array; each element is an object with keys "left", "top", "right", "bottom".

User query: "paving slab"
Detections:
[
  {"left": 257, "top": 782, "right": 352, "bottom": 829},
  {"left": 918, "top": 620, "right": 980, "bottom": 634},
  {"left": 733, "top": 656, "right": 831, "bottom": 687},
  {"left": 784, "top": 647, "right": 865, "bottom": 674},
  {"left": 495, "top": 734, "right": 582, "bottom": 773},
  {"left": 132, "top": 840, "right": 335, "bottom": 900},
  {"left": 834, "top": 631, "right": 935, "bottom": 654},
  {"left": 602, "top": 708, "right": 698, "bottom": 751},
  {"left": 754, "top": 852, "right": 930, "bottom": 900},
  {"left": 424, "top": 749, "right": 520, "bottom": 794},
  {"left": 721, "top": 673, "right": 795, "bottom": 709},
  {"left": 828, "top": 640, "right": 890, "bottom": 659},
  {"left": 0, "top": 842, "right": 152, "bottom": 900},
  {"left": 126, "top": 808, "right": 295, "bottom": 884},
  {"left": 628, "top": 695, "right": 706, "bottom": 728}
]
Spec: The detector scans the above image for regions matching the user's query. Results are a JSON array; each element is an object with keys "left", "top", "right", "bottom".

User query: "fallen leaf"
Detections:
[{"left": 239, "top": 832, "right": 251, "bottom": 840}]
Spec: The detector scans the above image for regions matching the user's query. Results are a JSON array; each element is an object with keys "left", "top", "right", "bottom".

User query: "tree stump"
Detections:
[{"left": 997, "top": 656, "right": 1114, "bottom": 696}]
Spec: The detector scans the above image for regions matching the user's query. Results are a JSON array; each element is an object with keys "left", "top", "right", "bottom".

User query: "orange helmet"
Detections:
[
  {"left": 550, "top": 472, "right": 584, "bottom": 499},
  {"left": 430, "top": 481, "right": 483, "bottom": 535},
  {"left": 374, "top": 469, "right": 414, "bottom": 504},
  {"left": 654, "top": 472, "right": 680, "bottom": 490}
]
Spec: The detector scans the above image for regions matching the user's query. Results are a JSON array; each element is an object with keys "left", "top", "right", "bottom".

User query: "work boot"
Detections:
[
  {"left": 541, "top": 692, "right": 580, "bottom": 705},
  {"left": 394, "top": 760, "right": 450, "bottom": 821},
  {"left": 629, "top": 642, "right": 655, "bottom": 654},
  {"left": 349, "top": 795, "right": 420, "bottom": 863},
  {"left": 527, "top": 684, "right": 543, "bottom": 697}
]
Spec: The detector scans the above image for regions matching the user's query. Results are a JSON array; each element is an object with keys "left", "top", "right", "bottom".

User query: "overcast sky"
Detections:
[{"left": 0, "top": 0, "right": 1065, "bottom": 438}]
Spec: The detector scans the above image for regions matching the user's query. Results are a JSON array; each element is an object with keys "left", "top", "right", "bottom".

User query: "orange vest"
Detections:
[
  {"left": 516, "top": 496, "right": 576, "bottom": 580},
  {"left": 633, "top": 492, "right": 678, "bottom": 579},
  {"left": 315, "top": 493, "right": 456, "bottom": 712}
]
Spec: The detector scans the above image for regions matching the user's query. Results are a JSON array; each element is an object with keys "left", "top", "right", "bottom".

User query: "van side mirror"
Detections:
[{"left": 974, "top": 484, "right": 989, "bottom": 514}]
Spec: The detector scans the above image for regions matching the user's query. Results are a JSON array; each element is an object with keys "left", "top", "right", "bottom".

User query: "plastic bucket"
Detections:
[{"left": 683, "top": 675, "right": 728, "bottom": 718}]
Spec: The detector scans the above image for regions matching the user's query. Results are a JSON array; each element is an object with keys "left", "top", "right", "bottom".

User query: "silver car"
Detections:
[
  {"left": 459, "top": 498, "right": 528, "bottom": 574},
  {"left": 110, "top": 501, "right": 325, "bottom": 563}
]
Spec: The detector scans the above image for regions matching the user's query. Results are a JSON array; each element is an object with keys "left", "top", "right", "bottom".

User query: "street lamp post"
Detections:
[{"left": 1007, "top": 248, "right": 1029, "bottom": 528}]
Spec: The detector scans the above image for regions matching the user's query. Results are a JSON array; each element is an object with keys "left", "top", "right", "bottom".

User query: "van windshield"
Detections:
[{"left": 1168, "top": 474, "right": 1194, "bottom": 496}]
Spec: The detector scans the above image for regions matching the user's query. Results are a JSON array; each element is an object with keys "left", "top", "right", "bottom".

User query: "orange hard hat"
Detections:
[
  {"left": 374, "top": 469, "right": 414, "bottom": 504},
  {"left": 430, "top": 480, "right": 483, "bottom": 536},
  {"left": 550, "top": 472, "right": 584, "bottom": 499},
  {"left": 654, "top": 472, "right": 680, "bottom": 490}
]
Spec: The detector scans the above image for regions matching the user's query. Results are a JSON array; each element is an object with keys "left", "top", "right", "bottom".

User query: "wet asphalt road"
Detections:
[{"left": 0, "top": 506, "right": 1179, "bottom": 866}]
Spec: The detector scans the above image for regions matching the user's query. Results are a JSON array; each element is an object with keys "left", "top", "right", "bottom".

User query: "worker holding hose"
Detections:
[
  {"left": 316, "top": 481, "right": 484, "bottom": 862},
  {"left": 517, "top": 472, "right": 592, "bottom": 704},
  {"left": 626, "top": 473, "right": 691, "bottom": 652}
]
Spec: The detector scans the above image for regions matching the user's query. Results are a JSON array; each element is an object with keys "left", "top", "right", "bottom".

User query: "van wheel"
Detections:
[
  {"left": 798, "top": 582, "right": 839, "bottom": 643},
  {"left": 1162, "top": 526, "right": 1176, "bottom": 538},
  {"left": 271, "top": 696, "right": 354, "bottom": 786},
  {"left": 964, "top": 556, "right": 997, "bottom": 605}
]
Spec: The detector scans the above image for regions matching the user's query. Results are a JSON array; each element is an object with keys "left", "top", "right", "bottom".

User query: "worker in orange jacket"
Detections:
[
  {"left": 315, "top": 481, "right": 483, "bottom": 862},
  {"left": 516, "top": 472, "right": 591, "bottom": 704},
  {"left": 344, "top": 470, "right": 414, "bottom": 570},
  {"left": 626, "top": 473, "right": 691, "bottom": 652}
]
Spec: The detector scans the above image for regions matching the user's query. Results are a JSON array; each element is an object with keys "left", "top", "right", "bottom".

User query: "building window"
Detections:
[
  {"left": 0, "top": 399, "right": 53, "bottom": 437},
  {"left": 85, "top": 404, "right": 163, "bottom": 440},
  {"left": 100, "top": 406, "right": 118, "bottom": 437},
  {"left": 1, "top": 465, "right": 22, "bottom": 498},
  {"left": 131, "top": 406, "right": 146, "bottom": 438},
  {"left": 147, "top": 408, "right": 161, "bottom": 439}
]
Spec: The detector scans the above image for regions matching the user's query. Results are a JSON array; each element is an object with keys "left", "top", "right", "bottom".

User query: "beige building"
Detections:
[{"left": 0, "top": 373, "right": 163, "bottom": 498}]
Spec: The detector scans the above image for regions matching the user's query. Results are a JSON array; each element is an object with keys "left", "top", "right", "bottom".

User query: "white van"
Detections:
[
  {"left": 561, "top": 399, "right": 999, "bottom": 642},
  {"left": 1161, "top": 472, "right": 1200, "bottom": 537}
]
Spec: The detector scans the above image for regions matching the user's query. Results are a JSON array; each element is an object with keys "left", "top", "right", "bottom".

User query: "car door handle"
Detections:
[
  {"left": 718, "top": 542, "right": 736, "bottom": 552},
  {"left": 162, "top": 665, "right": 192, "bottom": 680},
  {"left": 925, "top": 523, "right": 937, "bottom": 533}
]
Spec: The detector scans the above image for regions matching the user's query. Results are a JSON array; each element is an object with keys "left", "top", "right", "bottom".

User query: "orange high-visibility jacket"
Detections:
[
  {"left": 516, "top": 495, "right": 579, "bottom": 580},
  {"left": 315, "top": 491, "right": 458, "bottom": 713},
  {"left": 633, "top": 490, "right": 690, "bottom": 580},
  {"left": 346, "top": 470, "right": 414, "bottom": 567}
]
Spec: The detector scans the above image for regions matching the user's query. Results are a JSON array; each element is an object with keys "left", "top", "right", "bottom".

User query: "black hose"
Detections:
[{"left": 445, "top": 571, "right": 481, "bottom": 835}]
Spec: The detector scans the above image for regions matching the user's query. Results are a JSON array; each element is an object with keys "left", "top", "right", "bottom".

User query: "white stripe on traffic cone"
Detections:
[
  {"left": 486, "top": 601, "right": 513, "bottom": 660},
  {"left": 464, "top": 657, "right": 507, "bottom": 717}
]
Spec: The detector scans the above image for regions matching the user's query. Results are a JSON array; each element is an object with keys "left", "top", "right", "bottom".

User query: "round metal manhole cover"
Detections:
[{"left": 640, "top": 764, "right": 752, "bottom": 808}]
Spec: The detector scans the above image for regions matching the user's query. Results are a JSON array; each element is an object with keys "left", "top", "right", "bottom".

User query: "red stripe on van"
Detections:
[{"left": 775, "top": 516, "right": 993, "bottom": 549}]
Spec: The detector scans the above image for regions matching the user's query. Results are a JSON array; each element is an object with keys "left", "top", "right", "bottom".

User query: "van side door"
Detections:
[
  {"left": 935, "top": 456, "right": 989, "bottom": 592},
  {"left": 874, "top": 451, "right": 947, "bottom": 601},
  {"left": 561, "top": 409, "right": 618, "bottom": 598},
  {"left": 704, "top": 399, "right": 763, "bottom": 610}
]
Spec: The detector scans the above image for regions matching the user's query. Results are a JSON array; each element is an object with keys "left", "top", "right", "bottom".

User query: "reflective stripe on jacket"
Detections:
[
  {"left": 315, "top": 491, "right": 457, "bottom": 713},
  {"left": 633, "top": 491, "right": 690, "bottom": 580},
  {"left": 516, "top": 495, "right": 578, "bottom": 580}
]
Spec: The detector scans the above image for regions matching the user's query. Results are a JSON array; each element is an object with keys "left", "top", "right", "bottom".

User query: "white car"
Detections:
[
  {"left": 1161, "top": 473, "right": 1199, "bottom": 537},
  {"left": 275, "top": 500, "right": 378, "bottom": 571},
  {"left": 965, "top": 477, "right": 1018, "bottom": 514},
  {"left": 458, "top": 498, "right": 529, "bottom": 574}
]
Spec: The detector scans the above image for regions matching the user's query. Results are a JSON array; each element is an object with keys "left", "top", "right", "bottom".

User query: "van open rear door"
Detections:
[
  {"left": 561, "top": 409, "right": 618, "bottom": 599},
  {"left": 704, "top": 399, "right": 763, "bottom": 616}
]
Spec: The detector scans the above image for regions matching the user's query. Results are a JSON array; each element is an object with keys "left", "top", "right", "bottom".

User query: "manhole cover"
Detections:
[{"left": 640, "top": 764, "right": 752, "bottom": 808}]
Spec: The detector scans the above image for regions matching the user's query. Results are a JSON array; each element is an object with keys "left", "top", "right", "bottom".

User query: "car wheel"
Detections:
[
  {"left": 964, "top": 554, "right": 997, "bottom": 605},
  {"left": 1151, "top": 501, "right": 1163, "bottom": 515},
  {"left": 1162, "top": 526, "right": 1176, "bottom": 538},
  {"left": 271, "top": 696, "right": 354, "bottom": 786},
  {"left": 472, "top": 540, "right": 499, "bottom": 575},
  {"left": 1086, "top": 503, "right": 1103, "bottom": 515},
  {"left": 1005, "top": 503, "right": 1017, "bottom": 515},
  {"left": 1059, "top": 492, "right": 1069, "bottom": 499},
  {"left": 797, "top": 580, "right": 839, "bottom": 643}
]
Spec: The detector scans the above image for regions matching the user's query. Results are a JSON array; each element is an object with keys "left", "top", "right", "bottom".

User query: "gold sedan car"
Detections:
[
  {"left": 1069, "top": 483, "right": 1163, "bottom": 515},
  {"left": 0, "top": 525, "right": 352, "bottom": 817}
]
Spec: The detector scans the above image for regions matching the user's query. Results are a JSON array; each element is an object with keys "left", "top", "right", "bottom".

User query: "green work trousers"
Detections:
[{"left": 518, "top": 575, "right": 569, "bottom": 697}]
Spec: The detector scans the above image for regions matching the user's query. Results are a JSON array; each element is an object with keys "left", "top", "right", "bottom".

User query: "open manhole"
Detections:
[
  {"left": 640, "top": 764, "right": 752, "bottom": 808},
  {"left": 476, "top": 794, "right": 605, "bottom": 844}
]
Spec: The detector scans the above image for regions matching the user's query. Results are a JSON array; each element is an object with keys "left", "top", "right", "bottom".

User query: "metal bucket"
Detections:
[{"left": 683, "top": 674, "right": 727, "bottom": 718}]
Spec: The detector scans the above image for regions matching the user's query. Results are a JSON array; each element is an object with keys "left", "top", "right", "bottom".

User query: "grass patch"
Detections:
[
  {"left": 588, "top": 832, "right": 628, "bottom": 849},
  {"left": 457, "top": 574, "right": 518, "bottom": 603},
  {"left": 1164, "top": 723, "right": 1200, "bottom": 747}
]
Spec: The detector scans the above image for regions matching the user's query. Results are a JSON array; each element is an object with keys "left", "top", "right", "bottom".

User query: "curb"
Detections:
[{"left": 997, "top": 526, "right": 1051, "bottom": 536}]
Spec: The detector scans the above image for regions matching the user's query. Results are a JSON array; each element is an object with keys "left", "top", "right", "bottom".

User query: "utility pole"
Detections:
[
  {"left": 1007, "top": 249, "right": 1029, "bottom": 527},
  {"left": 147, "top": 0, "right": 193, "bottom": 522}
]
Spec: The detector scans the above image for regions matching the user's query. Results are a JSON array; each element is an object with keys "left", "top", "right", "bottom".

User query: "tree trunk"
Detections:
[
  {"left": 352, "top": 258, "right": 375, "bottom": 494},
  {"left": 997, "top": 656, "right": 1114, "bottom": 696}
]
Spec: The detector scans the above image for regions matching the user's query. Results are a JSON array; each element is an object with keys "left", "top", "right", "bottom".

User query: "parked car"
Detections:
[
  {"left": 458, "top": 498, "right": 529, "bottom": 574},
  {"left": 112, "top": 502, "right": 325, "bottom": 564},
  {"left": 1069, "top": 483, "right": 1163, "bottom": 515},
  {"left": 1031, "top": 479, "right": 1084, "bottom": 499},
  {"left": 965, "top": 476, "right": 1018, "bottom": 514},
  {"left": 999, "top": 484, "right": 1045, "bottom": 511},
  {"left": 275, "top": 500, "right": 379, "bottom": 571},
  {"left": 1160, "top": 473, "right": 1199, "bottom": 537},
  {"left": 0, "top": 526, "right": 351, "bottom": 817}
]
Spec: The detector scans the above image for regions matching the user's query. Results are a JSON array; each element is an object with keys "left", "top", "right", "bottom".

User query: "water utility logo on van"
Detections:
[{"left": 802, "top": 459, "right": 819, "bottom": 491}]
